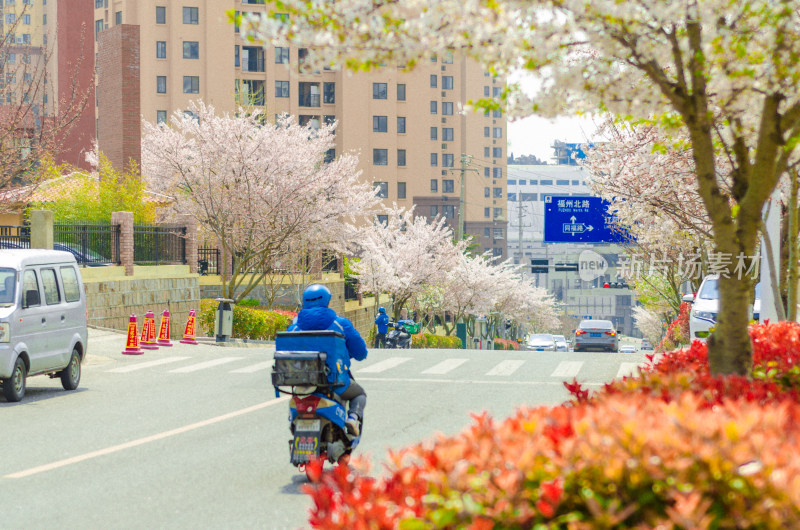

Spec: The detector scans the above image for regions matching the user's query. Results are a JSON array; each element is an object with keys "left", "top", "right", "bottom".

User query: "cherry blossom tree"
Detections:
[
  {"left": 245, "top": 1, "right": 800, "bottom": 375},
  {"left": 141, "top": 101, "right": 380, "bottom": 301},
  {"left": 632, "top": 306, "right": 665, "bottom": 347}
]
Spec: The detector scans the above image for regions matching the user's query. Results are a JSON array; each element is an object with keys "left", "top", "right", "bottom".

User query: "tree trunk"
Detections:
[
  {"left": 788, "top": 172, "right": 799, "bottom": 321},
  {"left": 707, "top": 274, "right": 753, "bottom": 376}
]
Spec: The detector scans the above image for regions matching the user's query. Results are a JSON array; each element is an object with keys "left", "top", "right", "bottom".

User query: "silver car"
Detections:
[
  {"left": 573, "top": 319, "right": 619, "bottom": 352},
  {"left": 525, "top": 333, "right": 557, "bottom": 351},
  {"left": 553, "top": 334, "right": 568, "bottom": 352}
]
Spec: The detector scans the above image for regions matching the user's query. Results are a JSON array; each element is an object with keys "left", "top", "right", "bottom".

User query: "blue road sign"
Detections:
[{"left": 544, "top": 196, "right": 631, "bottom": 243}]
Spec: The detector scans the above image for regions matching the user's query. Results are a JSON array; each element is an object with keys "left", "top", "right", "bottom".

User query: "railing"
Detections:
[
  {"left": 132, "top": 225, "right": 186, "bottom": 264},
  {"left": 54, "top": 224, "right": 120, "bottom": 266},
  {"left": 198, "top": 246, "right": 220, "bottom": 275},
  {"left": 0, "top": 225, "right": 30, "bottom": 248}
]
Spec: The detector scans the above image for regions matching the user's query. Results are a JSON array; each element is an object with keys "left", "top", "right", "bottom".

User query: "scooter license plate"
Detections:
[
  {"left": 295, "top": 419, "right": 321, "bottom": 432},
  {"left": 292, "top": 434, "right": 321, "bottom": 463}
]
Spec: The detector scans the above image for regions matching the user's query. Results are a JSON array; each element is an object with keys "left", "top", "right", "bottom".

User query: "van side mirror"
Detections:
[
  {"left": 24, "top": 289, "right": 40, "bottom": 308},
  {"left": 681, "top": 294, "right": 695, "bottom": 303}
]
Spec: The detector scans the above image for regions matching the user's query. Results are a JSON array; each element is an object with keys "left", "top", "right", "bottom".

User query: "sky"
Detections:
[{"left": 507, "top": 115, "right": 599, "bottom": 163}]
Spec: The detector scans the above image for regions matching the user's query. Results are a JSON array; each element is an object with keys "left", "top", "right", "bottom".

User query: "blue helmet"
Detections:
[
  {"left": 302, "top": 284, "right": 331, "bottom": 308},
  {"left": 378, "top": 307, "right": 386, "bottom": 313}
]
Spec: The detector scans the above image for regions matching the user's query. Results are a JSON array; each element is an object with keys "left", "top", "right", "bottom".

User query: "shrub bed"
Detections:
[
  {"left": 493, "top": 338, "right": 520, "bottom": 350},
  {"left": 198, "top": 298, "right": 295, "bottom": 340},
  {"left": 656, "top": 301, "right": 691, "bottom": 353},
  {"left": 303, "top": 322, "right": 800, "bottom": 528},
  {"left": 410, "top": 333, "right": 462, "bottom": 349}
]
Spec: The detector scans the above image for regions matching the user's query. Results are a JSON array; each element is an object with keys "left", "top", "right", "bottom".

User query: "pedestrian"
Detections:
[{"left": 374, "top": 306, "right": 389, "bottom": 348}]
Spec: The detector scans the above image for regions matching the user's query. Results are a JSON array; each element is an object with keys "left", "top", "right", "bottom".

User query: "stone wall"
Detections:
[{"left": 82, "top": 265, "right": 200, "bottom": 337}]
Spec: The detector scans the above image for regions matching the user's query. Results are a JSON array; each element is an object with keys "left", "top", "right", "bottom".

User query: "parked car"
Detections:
[
  {"left": 619, "top": 344, "right": 637, "bottom": 354},
  {"left": 573, "top": 319, "right": 619, "bottom": 352},
  {"left": 553, "top": 334, "right": 568, "bottom": 352},
  {"left": 524, "top": 333, "right": 557, "bottom": 352},
  {"left": 0, "top": 249, "right": 88, "bottom": 402},
  {"left": 640, "top": 339, "right": 653, "bottom": 350}
]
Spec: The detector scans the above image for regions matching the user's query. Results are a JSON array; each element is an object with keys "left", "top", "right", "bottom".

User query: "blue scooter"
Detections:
[{"left": 272, "top": 331, "right": 360, "bottom": 479}]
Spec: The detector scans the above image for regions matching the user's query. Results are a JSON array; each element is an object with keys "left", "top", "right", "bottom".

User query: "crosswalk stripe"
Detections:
[
  {"left": 168, "top": 357, "right": 244, "bottom": 373},
  {"left": 107, "top": 357, "right": 191, "bottom": 373},
  {"left": 356, "top": 357, "right": 412, "bottom": 373},
  {"left": 616, "top": 362, "right": 640, "bottom": 379},
  {"left": 422, "top": 358, "right": 468, "bottom": 375},
  {"left": 550, "top": 361, "right": 583, "bottom": 378},
  {"left": 230, "top": 361, "right": 274, "bottom": 374},
  {"left": 485, "top": 360, "right": 525, "bottom": 376}
]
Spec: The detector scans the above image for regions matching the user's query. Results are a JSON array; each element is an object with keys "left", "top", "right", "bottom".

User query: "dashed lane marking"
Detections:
[
  {"left": 168, "top": 357, "right": 244, "bottom": 373},
  {"left": 355, "top": 357, "right": 412, "bottom": 373},
  {"left": 106, "top": 357, "right": 191, "bottom": 373},
  {"left": 421, "top": 358, "right": 468, "bottom": 375},
  {"left": 550, "top": 361, "right": 583, "bottom": 378},
  {"left": 485, "top": 360, "right": 525, "bottom": 376},
  {"left": 616, "top": 362, "right": 641, "bottom": 379},
  {"left": 230, "top": 361, "right": 274, "bottom": 373}
]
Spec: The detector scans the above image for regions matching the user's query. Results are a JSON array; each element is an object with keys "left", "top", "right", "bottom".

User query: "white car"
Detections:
[
  {"left": 525, "top": 334, "right": 557, "bottom": 352},
  {"left": 685, "top": 274, "right": 719, "bottom": 341},
  {"left": 552, "top": 334, "right": 568, "bottom": 351},
  {"left": 619, "top": 344, "right": 637, "bottom": 353}
]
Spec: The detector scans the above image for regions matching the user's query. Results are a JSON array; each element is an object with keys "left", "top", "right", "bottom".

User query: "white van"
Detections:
[{"left": 0, "top": 250, "right": 88, "bottom": 402}]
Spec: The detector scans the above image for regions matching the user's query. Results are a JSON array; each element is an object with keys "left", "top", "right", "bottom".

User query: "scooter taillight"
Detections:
[{"left": 294, "top": 395, "right": 321, "bottom": 418}]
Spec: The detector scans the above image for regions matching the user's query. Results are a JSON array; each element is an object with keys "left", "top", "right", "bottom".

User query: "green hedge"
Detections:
[{"left": 198, "top": 299, "right": 294, "bottom": 341}]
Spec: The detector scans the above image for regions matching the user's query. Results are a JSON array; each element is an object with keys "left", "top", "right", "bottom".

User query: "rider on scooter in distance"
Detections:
[{"left": 288, "top": 284, "right": 368, "bottom": 437}]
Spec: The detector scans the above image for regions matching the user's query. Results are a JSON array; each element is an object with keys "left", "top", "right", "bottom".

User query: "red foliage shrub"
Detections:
[{"left": 655, "top": 301, "right": 691, "bottom": 353}]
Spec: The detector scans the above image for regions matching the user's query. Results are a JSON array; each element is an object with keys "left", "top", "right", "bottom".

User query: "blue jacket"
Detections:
[
  {"left": 288, "top": 307, "right": 367, "bottom": 393},
  {"left": 375, "top": 312, "right": 389, "bottom": 334}
]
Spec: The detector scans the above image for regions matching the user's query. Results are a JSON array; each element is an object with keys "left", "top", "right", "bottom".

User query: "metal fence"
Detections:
[
  {"left": 54, "top": 224, "right": 120, "bottom": 266},
  {"left": 198, "top": 245, "right": 220, "bottom": 275},
  {"left": 0, "top": 225, "right": 30, "bottom": 248},
  {"left": 133, "top": 225, "right": 187, "bottom": 264},
  {"left": 344, "top": 277, "right": 360, "bottom": 301}
]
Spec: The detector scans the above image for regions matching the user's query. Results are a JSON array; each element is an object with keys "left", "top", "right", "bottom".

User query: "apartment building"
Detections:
[
  {"left": 0, "top": 0, "right": 94, "bottom": 169},
  {"left": 92, "top": 1, "right": 508, "bottom": 258}
]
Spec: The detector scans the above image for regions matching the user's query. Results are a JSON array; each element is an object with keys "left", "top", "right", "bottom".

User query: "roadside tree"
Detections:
[
  {"left": 245, "top": 1, "right": 800, "bottom": 375},
  {"left": 141, "top": 101, "right": 379, "bottom": 302}
]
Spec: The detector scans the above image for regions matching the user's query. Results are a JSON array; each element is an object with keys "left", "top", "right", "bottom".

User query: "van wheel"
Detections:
[
  {"left": 60, "top": 348, "right": 81, "bottom": 391},
  {"left": 3, "top": 357, "right": 26, "bottom": 402}
]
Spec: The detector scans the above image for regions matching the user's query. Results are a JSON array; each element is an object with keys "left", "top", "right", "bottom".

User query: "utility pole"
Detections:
[{"left": 449, "top": 154, "right": 478, "bottom": 242}]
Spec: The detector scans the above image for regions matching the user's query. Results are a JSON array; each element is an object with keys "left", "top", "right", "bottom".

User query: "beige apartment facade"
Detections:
[{"left": 93, "top": 1, "right": 508, "bottom": 258}]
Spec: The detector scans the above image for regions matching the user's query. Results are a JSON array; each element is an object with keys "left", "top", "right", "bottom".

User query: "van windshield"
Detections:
[
  {"left": 699, "top": 279, "right": 719, "bottom": 300},
  {"left": 0, "top": 268, "right": 16, "bottom": 305}
]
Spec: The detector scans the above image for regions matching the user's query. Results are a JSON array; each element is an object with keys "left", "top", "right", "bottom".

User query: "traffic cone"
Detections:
[
  {"left": 180, "top": 309, "right": 199, "bottom": 345},
  {"left": 140, "top": 310, "right": 159, "bottom": 350},
  {"left": 157, "top": 309, "right": 173, "bottom": 346},
  {"left": 122, "top": 314, "right": 144, "bottom": 355}
]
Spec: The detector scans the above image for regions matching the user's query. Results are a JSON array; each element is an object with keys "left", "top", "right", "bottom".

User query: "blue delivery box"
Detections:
[{"left": 273, "top": 331, "right": 351, "bottom": 393}]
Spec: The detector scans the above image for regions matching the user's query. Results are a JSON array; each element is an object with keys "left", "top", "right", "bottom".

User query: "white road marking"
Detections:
[
  {"left": 355, "top": 357, "right": 412, "bottom": 373},
  {"left": 616, "top": 362, "right": 640, "bottom": 379},
  {"left": 230, "top": 361, "right": 273, "bottom": 373},
  {"left": 106, "top": 357, "right": 191, "bottom": 373},
  {"left": 485, "top": 360, "right": 525, "bottom": 376},
  {"left": 550, "top": 361, "right": 583, "bottom": 378},
  {"left": 357, "top": 376, "right": 604, "bottom": 386},
  {"left": 168, "top": 357, "right": 244, "bottom": 373},
  {"left": 4, "top": 397, "right": 289, "bottom": 479},
  {"left": 421, "top": 358, "right": 468, "bottom": 375}
]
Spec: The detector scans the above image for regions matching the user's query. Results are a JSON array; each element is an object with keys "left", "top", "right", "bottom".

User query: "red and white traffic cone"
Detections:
[
  {"left": 157, "top": 309, "right": 173, "bottom": 347},
  {"left": 180, "top": 309, "right": 199, "bottom": 345},
  {"left": 140, "top": 310, "right": 159, "bottom": 350},
  {"left": 122, "top": 314, "right": 144, "bottom": 355}
]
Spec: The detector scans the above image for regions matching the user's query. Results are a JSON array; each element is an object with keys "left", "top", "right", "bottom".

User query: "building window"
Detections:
[
  {"left": 494, "top": 207, "right": 503, "bottom": 219},
  {"left": 442, "top": 154, "right": 454, "bottom": 167},
  {"left": 442, "top": 76, "right": 453, "bottom": 89},
  {"left": 298, "top": 82, "right": 320, "bottom": 107},
  {"left": 397, "top": 117, "right": 406, "bottom": 134},
  {"left": 484, "top": 207, "right": 490, "bottom": 218},
  {"left": 95, "top": 19, "right": 103, "bottom": 40},
  {"left": 299, "top": 115, "right": 321, "bottom": 129},
  {"left": 373, "top": 116, "right": 388, "bottom": 133},
  {"left": 484, "top": 187, "right": 490, "bottom": 198},
  {"left": 572, "top": 180, "right": 580, "bottom": 185},
  {"left": 493, "top": 127, "right": 502, "bottom": 138},
  {"left": 557, "top": 179, "right": 570, "bottom": 186},
  {"left": 183, "top": 41, "right": 199, "bottom": 59},
  {"left": 242, "top": 46, "right": 265, "bottom": 72},
  {"left": 275, "top": 80, "right": 289, "bottom": 98},
  {"left": 430, "top": 205, "right": 438, "bottom": 217},
  {"left": 235, "top": 45, "right": 240, "bottom": 67},
  {"left": 95, "top": 0, "right": 104, "bottom": 7},
  {"left": 323, "top": 82, "right": 335, "bottom": 104},
  {"left": 22, "top": 13, "right": 30, "bottom": 24},
  {"left": 493, "top": 86, "right": 502, "bottom": 97},
  {"left": 493, "top": 109, "right": 502, "bottom": 118},
  {"left": 397, "top": 149, "right": 406, "bottom": 167},
  {"left": 493, "top": 168, "right": 502, "bottom": 179},
  {"left": 430, "top": 75, "right": 437, "bottom": 88},
  {"left": 324, "top": 149, "right": 335, "bottom": 163},
  {"left": 442, "top": 128, "right": 454, "bottom": 142},
  {"left": 156, "top": 76, "right": 166, "bottom": 93},
  {"left": 240, "top": 79, "right": 265, "bottom": 106},
  {"left": 372, "top": 83, "right": 387, "bottom": 99},
  {"left": 115, "top": 11, "right": 122, "bottom": 25},
  {"left": 183, "top": 6, "right": 199, "bottom": 24},
  {"left": 430, "top": 179, "right": 438, "bottom": 192},
  {"left": 374, "top": 182, "right": 388, "bottom": 198},
  {"left": 443, "top": 205, "right": 455, "bottom": 218},
  {"left": 157, "top": 110, "right": 167, "bottom": 124},
  {"left": 493, "top": 187, "right": 502, "bottom": 198},
  {"left": 275, "top": 47, "right": 289, "bottom": 64},
  {"left": 398, "top": 182, "right": 406, "bottom": 199},
  {"left": 430, "top": 101, "right": 437, "bottom": 114},
  {"left": 430, "top": 127, "right": 437, "bottom": 140},
  {"left": 484, "top": 86, "right": 490, "bottom": 97},
  {"left": 376, "top": 215, "right": 389, "bottom": 226},
  {"left": 430, "top": 153, "right": 438, "bottom": 167},
  {"left": 183, "top": 76, "right": 199, "bottom": 94},
  {"left": 156, "top": 41, "right": 166, "bottom": 59},
  {"left": 540, "top": 179, "right": 553, "bottom": 185},
  {"left": 156, "top": 6, "right": 165, "bottom": 24},
  {"left": 484, "top": 227, "right": 491, "bottom": 237},
  {"left": 442, "top": 102, "right": 453, "bottom": 115},
  {"left": 373, "top": 149, "right": 388, "bottom": 166},
  {"left": 443, "top": 51, "right": 454, "bottom": 64},
  {"left": 397, "top": 83, "right": 406, "bottom": 101},
  {"left": 492, "top": 147, "right": 502, "bottom": 158},
  {"left": 443, "top": 179, "right": 454, "bottom": 193}
]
